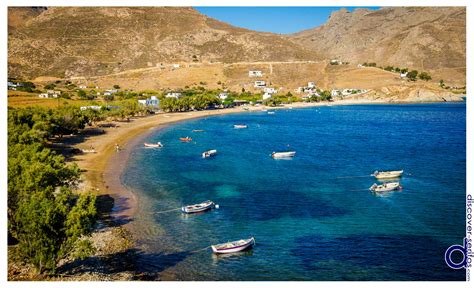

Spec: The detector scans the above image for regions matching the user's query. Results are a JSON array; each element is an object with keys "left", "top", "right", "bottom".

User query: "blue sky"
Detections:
[{"left": 195, "top": 7, "right": 381, "bottom": 34}]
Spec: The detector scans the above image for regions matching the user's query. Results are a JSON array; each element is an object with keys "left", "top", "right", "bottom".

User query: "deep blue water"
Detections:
[{"left": 122, "top": 103, "right": 466, "bottom": 280}]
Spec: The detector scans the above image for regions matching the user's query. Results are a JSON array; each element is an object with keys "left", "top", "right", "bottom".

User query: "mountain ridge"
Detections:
[{"left": 8, "top": 6, "right": 466, "bottom": 85}]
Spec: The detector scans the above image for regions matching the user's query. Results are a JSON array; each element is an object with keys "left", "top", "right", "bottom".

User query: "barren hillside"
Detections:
[
  {"left": 290, "top": 7, "right": 466, "bottom": 84},
  {"left": 8, "top": 7, "right": 319, "bottom": 79}
]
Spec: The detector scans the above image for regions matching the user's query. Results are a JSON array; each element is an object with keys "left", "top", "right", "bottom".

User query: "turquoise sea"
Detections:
[{"left": 122, "top": 103, "right": 466, "bottom": 280}]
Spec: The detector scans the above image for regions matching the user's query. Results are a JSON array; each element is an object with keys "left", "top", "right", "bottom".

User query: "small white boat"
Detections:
[
  {"left": 181, "top": 200, "right": 215, "bottom": 214},
  {"left": 261, "top": 109, "right": 268, "bottom": 112},
  {"left": 211, "top": 237, "right": 255, "bottom": 254},
  {"left": 234, "top": 124, "right": 248, "bottom": 129},
  {"left": 372, "top": 170, "right": 404, "bottom": 179},
  {"left": 192, "top": 129, "right": 205, "bottom": 133},
  {"left": 271, "top": 151, "right": 296, "bottom": 159},
  {"left": 202, "top": 149, "right": 217, "bottom": 158},
  {"left": 144, "top": 142, "right": 163, "bottom": 148},
  {"left": 267, "top": 111, "right": 275, "bottom": 114},
  {"left": 370, "top": 182, "right": 402, "bottom": 192}
]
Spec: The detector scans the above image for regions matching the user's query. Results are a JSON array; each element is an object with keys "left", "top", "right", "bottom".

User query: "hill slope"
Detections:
[
  {"left": 290, "top": 7, "right": 466, "bottom": 83},
  {"left": 8, "top": 7, "right": 319, "bottom": 79}
]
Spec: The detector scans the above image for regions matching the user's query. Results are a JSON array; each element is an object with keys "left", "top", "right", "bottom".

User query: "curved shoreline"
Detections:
[
  {"left": 76, "top": 103, "right": 327, "bottom": 221},
  {"left": 75, "top": 100, "right": 464, "bottom": 223}
]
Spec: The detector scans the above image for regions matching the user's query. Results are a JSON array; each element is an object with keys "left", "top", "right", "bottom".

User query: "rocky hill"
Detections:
[
  {"left": 8, "top": 7, "right": 319, "bottom": 79},
  {"left": 290, "top": 7, "right": 466, "bottom": 83}
]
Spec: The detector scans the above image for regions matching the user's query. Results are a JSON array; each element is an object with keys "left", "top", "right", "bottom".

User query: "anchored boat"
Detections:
[
  {"left": 370, "top": 182, "right": 402, "bottom": 192},
  {"left": 372, "top": 170, "right": 403, "bottom": 179},
  {"left": 211, "top": 237, "right": 255, "bottom": 254},
  {"left": 181, "top": 200, "right": 216, "bottom": 214},
  {"left": 192, "top": 129, "right": 205, "bottom": 132},
  {"left": 271, "top": 151, "right": 296, "bottom": 159},
  {"left": 202, "top": 149, "right": 217, "bottom": 158},
  {"left": 234, "top": 124, "right": 248, "bottom": 129},
  {"left": 180, "top": 137, "right": 192, "bottom": 142},
  {"left": 144, "top": 142, "right": 163, "bottom": 148}
]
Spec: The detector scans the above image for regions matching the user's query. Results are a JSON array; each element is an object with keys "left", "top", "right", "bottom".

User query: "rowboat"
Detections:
[
  {"left": 271, "top": 151, "right": 296, "bottom": 159},
  {"left": 211, "top": 237, "right": 255, "bottom": 254},
  {"left": 202, "top": 149, "right": 217, "bottom": 158},
  {"left": 372, "top": 170, "right": 404, "bottom": 179},
  {"left": 180, "top": 137, "right": 192, "bottom": 142},
  {"left": 234, "top": 124, "right": 248, "bottom": 129},
  {"left": 369, "top": 182, "right": 402, "bottom": 192},
  {"left": 192, "top": 129, "right": 205, "bottom": 132},
  {"left": 181, "top": 200, "right": 215, "bottom": 214},
  {"left": 144, "top": 142, "right": 163, "bottom": 148}
]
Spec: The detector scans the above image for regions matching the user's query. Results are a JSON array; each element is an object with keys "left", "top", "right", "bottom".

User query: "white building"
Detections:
[
  {"left": 172, "top": 64, "right": 180, "bottom": 69},
  {"left": 138, "top": 96, "right": 160, "bottom": 108},
  {"left": 79, "top": 85, "right": 87, "bottom": 89},
  {"left": 400, "top": 72, "right": 408, "bottom": 78},
  {"left": 39, "top": 90, "right": 61, "bottom": 98},
  {"left": 263, "top": 87, "right": 278, "bottom": 94},
  {"left": 254, "top": 81, "right": 266, "bottom": 88},
  {"left": 80, "top": 106, "right": 102, "bottom": 111},
  {"left": 248, "top": 70, "right": 263, "bottom": 77},
  {"left": 331, "top": 90, "right": 342, "bottom": 97},
  {"left": 165, "top": 92, "right": 182, "bottom": 99},
  {"left": 330, "top": 59, "right": 342, "bottom": 65},
  {"left": 262, "top": 92, "right": 272, "bottom": 100},
  {"left": 308, "top": 82, "right": 316, "bottom": 88},
  {"left": 218, "top": 92, "right": 228, "bottom": 100}
]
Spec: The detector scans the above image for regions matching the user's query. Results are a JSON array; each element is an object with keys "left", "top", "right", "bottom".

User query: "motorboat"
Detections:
[
  {"left": 211, "top": 237, "right": 255, "bottom": 254},
  {"left": 234, "top": 124, "right": 248, "bottom": 129},
  {"left": 180, "top": 137, "right": 192, "bottom": 142},
  {"left": 271, "top": 151, "right": 296, "bottom": 159},
  {"left": 181, "top": 200, "right": 215, "bottom": 214},
  {"left": 202, "top": 149, "right": 217, "bottom": 158},
  {"left": 372, "top": 170, "right": 404, "bottom": 179},
  {"left": 144, "top": 142, "right": 163, "bottom": 148},
  {"left": 369, "top": 182, "right": 402, "bottom": 192}
]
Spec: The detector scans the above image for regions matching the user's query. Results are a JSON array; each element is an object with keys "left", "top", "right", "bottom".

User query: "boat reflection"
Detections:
[
  {"left": 211, "top": 249, "right": 254, "bottom": 264},
  {"left": 371, "top": 189, "right": 402, "bottom": 198}
]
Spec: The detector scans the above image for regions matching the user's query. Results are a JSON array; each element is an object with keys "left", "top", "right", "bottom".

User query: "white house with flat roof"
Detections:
[
  {"left": 254, "top": 81, "right": 266, "bottom": 88},
  {"left": 308, "top": 82, "right": 316, "bottom": 88},
  {"left": 248, "top": 70, "right": 263, "bottom": 77},
  {"left": 138, "top": 96, "right": 160, "bottom": 108},
  {"left": 262, "top": 92, "right": 272, "bottom": 100},
  {"left": 263, "top": 87, "right": 278, "bottom": 94},
  {"left": 218, "top": 92, "right": 228, "bottom": 100}
]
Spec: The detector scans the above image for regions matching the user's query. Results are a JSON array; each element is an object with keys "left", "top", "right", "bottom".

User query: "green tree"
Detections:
[
  {"left": 419, "top": 72, "right": 432, "bottom": 81},
  {"left": 406, "top": 70, "right": 418, "bottom": 81},
  {"left": 113, "top": 84, "right": 120, "bottom": 89},
  {"left": 44, "top": 83, "right": 56, "bottom": 90}
]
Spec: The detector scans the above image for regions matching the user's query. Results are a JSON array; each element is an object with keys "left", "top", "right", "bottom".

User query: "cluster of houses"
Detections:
[
  {"left": 7, "top": 81, "right": 24, "bottom": 90},
  {"left": 39, "top": 90, "right": 62, "bottom": 98},
  {"left": 295, "top": 82, "right": 319, "bottom": 100}
]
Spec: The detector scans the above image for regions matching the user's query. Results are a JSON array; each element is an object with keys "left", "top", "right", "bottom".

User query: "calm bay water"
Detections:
[{"left": 122, "top": 103, "right": 466, "bottom": 280}]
